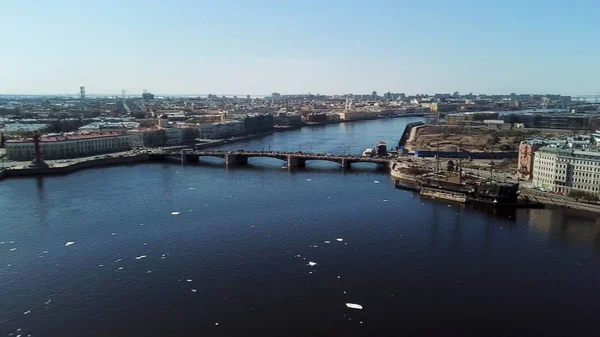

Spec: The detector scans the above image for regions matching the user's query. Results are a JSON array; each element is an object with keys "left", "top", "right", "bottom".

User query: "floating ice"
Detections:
[
  {"left": 337, "top": 276, "right": 341, "bottom": 279},
  {"left": 118, "top": 267, "right": 124, "bottom": 270},
  {"left": 111, "top": 233, "right": 116, "bottom": 236},
  {"left": 215, "top": 323, "right": 219, "bottom": 326},
  {"left": 447, "top": 205, "right": 451, "bottom": 207},
  {"left": 324, "top": 241, "right": 331, "bottom": 244},
  {"left": 308, "top": 261, "right": 317, "bottom": 267},
  {"left": 42, "top": 251, "right": 48, "bottom": 254},
  {"left": 345, "top": 303, "right": 363, "bottom": 310},
  {"left": 189, "top": 187, "right": 195, "bottom": 190},
  {"left": 23, "top": 310, "right": 31, "bottom": 315},
  {"left": 191, "top": 289, "right": 197, "bottom": 293},
  {"left": 187, "top": 279, "right": 192, "bottom": 282},
  {"left": 383, "top": 199, "right": 389, "bottom": 202},
  {"left": 135, "top": 255, "right": 147, "bottom": 260},
  {"left": 9, "top": 248, "right": 17, "bottom": 251},
  {"left": 44, "top": 300, "right": 51, "bottom": 305},
  {"left": 147, "top": 270, "right": 152, "bottom": 273},
  {"left": 336, "top": 238, "right": 343, "bottom": 242},
  {"left": 374, "top": 181, "right": 380, "bottom": 183},
  {"left": 171, "top": 212, "right": 180, "bottom": 215},
  {"left": 306, "top": 179, "right": 312, "bottom": 181},
  {"left": 294, "top": 255, "right": 301, "bottom": 258},
  {"left": 115, "top": 258, "right": 122, "bottom": 263},
  {"left": 64, "top": 242, "right": 75, "bottom": 247}
]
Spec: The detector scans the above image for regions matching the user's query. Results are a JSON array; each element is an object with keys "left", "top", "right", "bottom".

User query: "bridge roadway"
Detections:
[{"left": 167, "top": 150, "right": 391, "bottom": 169}]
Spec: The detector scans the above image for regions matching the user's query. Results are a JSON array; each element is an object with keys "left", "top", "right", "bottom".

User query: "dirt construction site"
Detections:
[{"left": 404, "top": 124, "right": 581, "bottom": 152}]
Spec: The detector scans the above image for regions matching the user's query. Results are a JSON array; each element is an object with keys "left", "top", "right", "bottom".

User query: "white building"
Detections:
[
  {"left": 78, "top": 121, "right": 140, "bottom": 133},
  {"left": 532, "top": 146, "right": 600, "bottom": 195},
  {"left": 6, "top": 132, "right": 131, "bottom": 161}
]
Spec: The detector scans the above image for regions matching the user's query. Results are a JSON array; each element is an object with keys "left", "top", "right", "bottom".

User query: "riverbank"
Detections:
[
  {"left": 0, "top": 155, "right": 153, "bottom": 180},
  {"left": 520, "top": 189, "right": 600, "bottom": 214}
]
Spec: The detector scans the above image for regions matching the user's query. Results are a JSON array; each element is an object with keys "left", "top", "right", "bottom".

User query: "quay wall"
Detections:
[{"left": 1, "top": 155, "right": 153, "bottom": 179}]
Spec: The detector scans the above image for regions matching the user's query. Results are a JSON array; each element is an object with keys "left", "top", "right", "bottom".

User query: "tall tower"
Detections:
[
  {"left": 80, "top": 86, "right": 86, "bottom": 99},
  {"left": 27, "top": 131, "right": 49, "bottom": 169}
]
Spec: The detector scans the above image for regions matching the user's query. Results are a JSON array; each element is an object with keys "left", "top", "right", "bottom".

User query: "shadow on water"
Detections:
[
  {"left": 185, "top": 157, "right": 389, "bottom": 176},
  {"left": 528, "top": 207, "right": 600, "bottom": 249},
  {"left": 35, "top": 176, "right": 48, "bottom": 227}
]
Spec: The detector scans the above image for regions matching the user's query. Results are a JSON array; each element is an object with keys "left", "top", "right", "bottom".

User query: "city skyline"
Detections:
[{"left": 2, "top": 0, "right": 599, "bottom": 96}]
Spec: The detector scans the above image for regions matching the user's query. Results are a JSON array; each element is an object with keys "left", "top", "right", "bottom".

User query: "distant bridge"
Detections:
[{"left": 164, "top": 150, "right": 391, "bottom": 170}]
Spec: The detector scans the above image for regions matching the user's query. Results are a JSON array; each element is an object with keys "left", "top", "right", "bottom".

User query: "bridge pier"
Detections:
[
  {"left": 181, "top": 153, "right": 199, "bottom": 164},
  {"left": 225, "top": 154, "right": 248, "bottom": 167},
  {"left": 341, "top": 159, "right": 351, "bottom": 170},
  {"left": 287, "top": 155, "right": 306, "bottom": 168}
]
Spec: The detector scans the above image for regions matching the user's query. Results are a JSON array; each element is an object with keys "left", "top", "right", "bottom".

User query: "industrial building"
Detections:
[
  {"left": 504, "top": 113, "right": 600, "bottom": 130},
  {"left": 444, "top": 112, "right": 500, "bottom": 125}
]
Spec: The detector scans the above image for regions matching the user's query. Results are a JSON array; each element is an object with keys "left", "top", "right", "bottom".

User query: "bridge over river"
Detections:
[{"left": 164, "top": 150, "right": 391, "bottom": 170}]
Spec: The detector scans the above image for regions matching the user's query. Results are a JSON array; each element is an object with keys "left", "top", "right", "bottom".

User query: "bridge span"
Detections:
[{"left": 165, "top": 150, "right": 391, "bottom": 170}]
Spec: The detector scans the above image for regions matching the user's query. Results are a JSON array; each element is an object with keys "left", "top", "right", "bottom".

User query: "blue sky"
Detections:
[{"left": 1, "top": 0, "right": 599, "bottom": 95}]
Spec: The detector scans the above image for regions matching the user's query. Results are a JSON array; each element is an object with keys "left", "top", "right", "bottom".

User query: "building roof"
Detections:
[{"left": 6, "top": 132, "right": 126, "bottom": 143}]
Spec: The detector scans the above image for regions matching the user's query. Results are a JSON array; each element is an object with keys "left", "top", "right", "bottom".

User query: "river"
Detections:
[{"left": 1, "top": 117, "right": 600, "bottom": 337}]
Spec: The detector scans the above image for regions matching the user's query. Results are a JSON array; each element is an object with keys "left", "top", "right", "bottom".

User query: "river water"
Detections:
[{"left": 1, "top": 118, "right": 600, "bottom": 337}]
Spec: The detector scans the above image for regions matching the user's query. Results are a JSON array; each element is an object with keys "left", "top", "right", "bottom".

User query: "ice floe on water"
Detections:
[
  {"left": 64, "top": 242, "right": 75, "bottom": 247},
  {"left": 191, "top": 289, "right": 197, "bottom": 293},
  {"left": 187, "top": 279, "right": 193, "bottom": 282},
  {"left": 382, "top": 199, "right": 389, "bottom": 202},
  {"left": 23, "top": 310, "right": 31, "bottom": 315},
  {"left": 171, "top": 212, "right": 180, "bottom": 215},
  {"left": 336, "top": 238, "right": 344, "bottom": 242},
  {"left": 324, "top": 241, "right": 331, "bottom": 244},
  {"left": 308, "top": 262, "right": 317, "bottom": 267},
  {"left": 306, "top": 179, "right": 312, "bottom": 181},
  {"left": 135, "top": 255, "right": 147, "bottom": 260},
  {"left": 189, "top": 187, "right": 195, "bottom": 190},
  {"left": 111, "top": 232, "right": 116, "bottom": 236},
  {"left": 345, "top": 303, "right": 363, "bottom": 310},
  {"left": 44, "top": 300, "right": 51, "bottom": 305},
  {"left": 374, "top": 181, "right": 380, "bottom": 183},
  {"left": 9, "top": 248, "right": 17, "bottom": 252},
  {"left": 215, "top": 323, "right": 219, "bottom": 326},
  {"left": 118, "top": 267, "right": 124, "bottom": 270}
]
